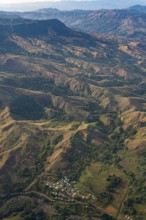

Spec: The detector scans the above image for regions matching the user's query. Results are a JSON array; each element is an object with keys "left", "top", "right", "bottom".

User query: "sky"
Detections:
[
  {"left": 0, "top": 0, "right": 146, "bottom": 11},
  {"left": 0, "top": 0, "right": 146, "bottom": 4},
  {"left": 0, "top": 0, "right": 52, "bottom": 4}
]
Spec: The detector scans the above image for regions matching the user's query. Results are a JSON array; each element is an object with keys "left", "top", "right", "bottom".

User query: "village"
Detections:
[{"left": 45, "top": 177, "right": 96, "bottom": 203}]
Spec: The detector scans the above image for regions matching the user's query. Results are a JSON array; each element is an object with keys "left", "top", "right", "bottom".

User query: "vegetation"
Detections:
[
  {"left": 0, "top": 197, "right": 47, "bottom": 220},
  {"left": 10, "top": 95, "right": 45, "bottom": 120}
]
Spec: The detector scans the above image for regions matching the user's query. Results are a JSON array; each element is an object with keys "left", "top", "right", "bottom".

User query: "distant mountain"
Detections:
[
  {"left": 2, "top": 6, "right": 146, "bottom": 39},
  {"left": 18, "top": 8, "right": 146, "bottom": 38},
  {"left": 0, "top": 11, "right": 21, "bottom": 24},
  {"left": 129, "top": 5, "right": 146, "bottom": 12},
  {"left": 3, "top": 19, "right": 82, "bottom": 38},
  {"left": 0, "top": 18, "right": 96, "bottom": 49}
]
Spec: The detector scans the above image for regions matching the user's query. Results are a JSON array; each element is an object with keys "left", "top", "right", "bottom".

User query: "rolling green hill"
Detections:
[{"left": 0, "top": 18, "right": 146, "bottom": 220}]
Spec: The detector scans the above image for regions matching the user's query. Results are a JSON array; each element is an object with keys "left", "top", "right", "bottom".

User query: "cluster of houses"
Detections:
[{"left": 45, "top": 177, "right": 96, "bottom": 202}]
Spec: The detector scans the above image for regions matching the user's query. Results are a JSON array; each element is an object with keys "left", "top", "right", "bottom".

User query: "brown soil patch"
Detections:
[{"left": 105, "top": 206, "right": 117, "bottom": 215}]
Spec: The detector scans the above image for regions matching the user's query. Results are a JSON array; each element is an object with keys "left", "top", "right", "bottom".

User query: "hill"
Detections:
[{"left": 0, "top": 17, "right": 146, "bottom": 220}]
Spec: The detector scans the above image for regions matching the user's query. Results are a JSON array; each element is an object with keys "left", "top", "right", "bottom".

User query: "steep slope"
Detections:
[{"left": 0, "top": 18, "right": 146, "bottom": 220}]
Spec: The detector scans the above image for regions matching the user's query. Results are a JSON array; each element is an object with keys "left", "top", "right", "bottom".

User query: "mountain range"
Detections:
[
  {"left": 5, "top": 5, "right": 146, "bottom": 38},
  {"left": 0, "top": 6, "right": 146, "bottom": 220}
]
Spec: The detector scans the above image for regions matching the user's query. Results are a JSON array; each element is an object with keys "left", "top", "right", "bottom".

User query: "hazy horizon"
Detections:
[{"left": 0, "top": 0, "right": 146, "bottom": 12}]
